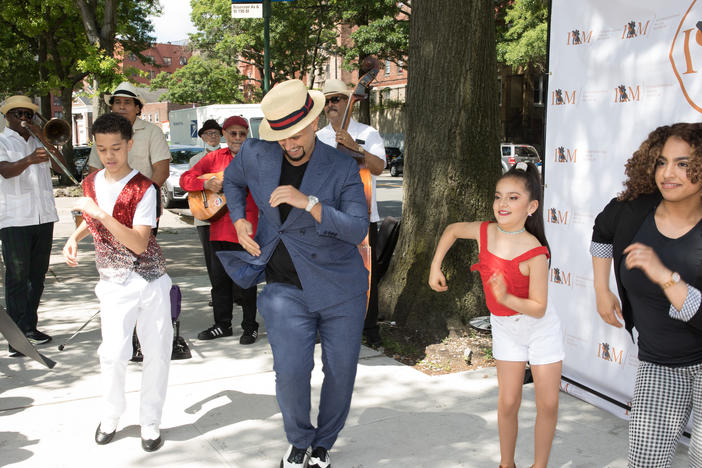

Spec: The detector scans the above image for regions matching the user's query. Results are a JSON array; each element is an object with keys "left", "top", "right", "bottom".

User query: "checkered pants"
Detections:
[{"left": 628, "top": 360, "right": 702, "bottom": 467}]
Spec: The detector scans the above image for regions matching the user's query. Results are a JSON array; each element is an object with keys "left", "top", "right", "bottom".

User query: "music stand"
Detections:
[{"left": 0, "top": 305, "right": 55, "bottom": 368}]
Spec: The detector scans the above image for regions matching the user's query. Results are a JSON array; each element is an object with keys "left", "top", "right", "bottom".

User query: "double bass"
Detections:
[{"left": 336, "top": 57, "right": 381, "bottom": 307}]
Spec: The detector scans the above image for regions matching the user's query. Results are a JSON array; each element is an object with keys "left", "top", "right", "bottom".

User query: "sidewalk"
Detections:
[{"left": 0, "top": 199, "right": 689, "bottom": 467}]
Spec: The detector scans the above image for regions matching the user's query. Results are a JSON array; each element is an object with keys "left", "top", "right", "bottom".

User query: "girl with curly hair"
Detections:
[{"left": 591, "top": 122, "right": 702, "bottom": 467}]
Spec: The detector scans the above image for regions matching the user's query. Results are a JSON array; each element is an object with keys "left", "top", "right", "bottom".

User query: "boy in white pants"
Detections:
[{"left": 63, "top": 112, "right": 172, "bottom": 452}]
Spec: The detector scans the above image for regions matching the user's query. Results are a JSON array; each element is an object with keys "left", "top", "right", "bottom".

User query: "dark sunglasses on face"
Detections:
[
  {"left": 226, "top": 130, "right": 247, "bottom": 138},
  {"left": 325, "top": 96, "right": 346, "bottom": 105},
  {"left": 10, "top": 109, "right": 34, "bottom": 119}
]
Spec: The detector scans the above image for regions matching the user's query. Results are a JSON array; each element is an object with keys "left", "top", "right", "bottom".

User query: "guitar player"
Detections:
[{"left": 179, "top": 116, "right": 260, "bottom": 345}]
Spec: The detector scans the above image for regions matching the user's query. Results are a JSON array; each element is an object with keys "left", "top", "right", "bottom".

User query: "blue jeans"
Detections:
[
  {"left": 0, "top": 222, "right": 54, "bottom": 333},
  {"left": 258, "top": 282, "right": 365, "bottom": 450}
]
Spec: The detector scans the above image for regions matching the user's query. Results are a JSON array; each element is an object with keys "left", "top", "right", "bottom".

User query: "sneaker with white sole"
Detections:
[
  {"left": 307, "top": 446, "right": 331, "bottom": 468},
  {"left": 197, "top": 324, "right": 233, "bottom": 340},
  {"left": 280, "top": 445, "right": 308, "bottom": 468}
]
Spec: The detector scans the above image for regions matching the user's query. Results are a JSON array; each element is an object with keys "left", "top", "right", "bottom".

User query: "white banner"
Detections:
[{"left": 546, "top": 0, "right": 702, "bottom": 424}]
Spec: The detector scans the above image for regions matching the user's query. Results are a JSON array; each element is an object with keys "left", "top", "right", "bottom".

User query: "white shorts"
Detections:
[{"left": 490, "top": 304, "right": 564, "bottom": 365}]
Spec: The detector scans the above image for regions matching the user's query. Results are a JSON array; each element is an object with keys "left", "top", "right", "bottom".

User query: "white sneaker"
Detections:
[
  {"left": 280, "top": 444, "right": 309, "bottom": 468},
  {"left": 307, "top": 446, "right": 331, "bottom": 468}
]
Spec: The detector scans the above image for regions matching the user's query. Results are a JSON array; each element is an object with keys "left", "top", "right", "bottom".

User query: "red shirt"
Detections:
[
  {"left": 470, "top": 221, "right": 549, "bottom": 316},
  {"left": 179, "top": 147, "right": 258, "bottom": 243}
]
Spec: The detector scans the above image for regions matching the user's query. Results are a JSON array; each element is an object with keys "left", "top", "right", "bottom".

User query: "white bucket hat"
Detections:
[
  {"left": 322, "top": 79, "right": 351, "bottom": 97},
  {"left": 258, "top": 80, "right": 325, "bottom": 141},
  {"left": 104, "top": 82, "right": 145, "bottom": 107}
]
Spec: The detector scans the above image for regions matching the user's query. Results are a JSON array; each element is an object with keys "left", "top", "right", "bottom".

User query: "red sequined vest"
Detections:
[{"left": 82, "top": 171, "right": 166, "bottom": 284}]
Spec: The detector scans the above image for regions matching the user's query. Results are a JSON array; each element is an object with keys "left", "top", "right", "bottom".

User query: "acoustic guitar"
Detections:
[{"left": 187, "top": 172, "right": 228, "bottom": 221}]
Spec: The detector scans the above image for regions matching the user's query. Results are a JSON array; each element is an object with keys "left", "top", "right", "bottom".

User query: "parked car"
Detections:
[
  {"left": 388, "top": 154, "right": 404, "bottom": 177},
  {"left": 385, "top": 146, "right": 402, "bottom": 164},
  {"left": 500, "top": 143, "right": 542, "bottom": 173},
  {"left": 161, "top": 145, "right": 205, "bottom": 208},
  {"left": 72, "top": 145, "right": 92, "bottom": 180}
]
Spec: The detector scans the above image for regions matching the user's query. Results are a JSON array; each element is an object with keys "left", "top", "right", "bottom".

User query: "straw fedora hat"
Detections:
[
  {"left": 258, "top": 80, "right": 325, "bottom": 141},
  {"left": 104, "top": 82, "right": 145, "bottom": 107},
  {"left": 322, "top": 79, "right": 351, "bottom": 98},
  {"left": 1, "top": 95, "right": 39, "bottom": 115}
]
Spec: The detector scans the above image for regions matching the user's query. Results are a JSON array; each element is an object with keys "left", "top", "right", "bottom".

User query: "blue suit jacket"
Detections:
[{"left": 219, "top": 137, "right": 369, "bottom": 312}]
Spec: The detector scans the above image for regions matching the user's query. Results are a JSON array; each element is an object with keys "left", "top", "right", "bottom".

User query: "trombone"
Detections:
[{"left": 21, "top": 114, "right": 79, "bottom": 185}]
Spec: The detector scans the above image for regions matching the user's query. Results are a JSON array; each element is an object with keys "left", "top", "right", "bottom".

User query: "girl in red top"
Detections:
[{"left": 429, "top": 162, "right": 563, "bottom": 468}]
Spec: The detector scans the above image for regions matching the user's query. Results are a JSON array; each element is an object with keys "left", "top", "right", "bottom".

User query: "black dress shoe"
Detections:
[
  {"left": 141, "top": 436, "right": 163, "bottom": 452},
  {"left": 95, "top": 424, "right": 116, "bottom": 445}
]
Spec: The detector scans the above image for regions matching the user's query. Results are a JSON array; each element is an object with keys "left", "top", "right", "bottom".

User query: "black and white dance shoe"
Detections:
[
  {"left": 280, "top": 445, "right": 308, "bottom": 468},
  {"left": 94, "top": 424, "right": 116, "bottom": 445},
  {"left": 141, "top": 435, "right": 163, "bottom": 452},
  {"left": 307, "top": 446, "right": 331, "bottom": 468}
]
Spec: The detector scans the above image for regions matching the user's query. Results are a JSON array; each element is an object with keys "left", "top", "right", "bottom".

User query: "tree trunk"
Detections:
[{"left": 378, "top": 0, "right": 501, "bottom": 338}]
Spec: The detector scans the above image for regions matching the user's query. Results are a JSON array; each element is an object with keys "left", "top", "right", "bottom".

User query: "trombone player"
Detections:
[{"left": 0, "top": 95, "right": 65, "bottom": 356}]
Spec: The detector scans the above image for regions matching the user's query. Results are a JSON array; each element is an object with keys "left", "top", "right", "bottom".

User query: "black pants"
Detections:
[
  {"left": 364, "top": 222, "right": 379, "bottom": 335},
  {"left": 0, "top": 222, "right": 54, "bottom": 333},
  {"left": 210, "top": 240, "right": 258, "bottom": 332},
  {"left": 196, "top": 225, "right": 215, "bottom": 301}
]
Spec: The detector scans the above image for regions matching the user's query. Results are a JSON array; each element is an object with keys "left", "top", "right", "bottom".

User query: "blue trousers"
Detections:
[{"left": 258, "top": 282, "right": 365, "bottom": 450}]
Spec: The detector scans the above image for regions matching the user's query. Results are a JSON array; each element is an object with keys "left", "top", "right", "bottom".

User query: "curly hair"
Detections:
[{"left": 619, "top": 122, "right": 702, "bottom": 201}]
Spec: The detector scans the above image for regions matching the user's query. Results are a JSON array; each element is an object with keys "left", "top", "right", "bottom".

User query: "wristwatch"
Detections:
[
  {"left": 305, "top": 195, "right": 319, "bottom": 212},
  {"left": 661, "top": 271, "right": 681, "bottom": 289}
]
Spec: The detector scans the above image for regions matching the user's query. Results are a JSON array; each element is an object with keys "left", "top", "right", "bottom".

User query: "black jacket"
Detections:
[{"left": 592, "top": 192, "right": 702, "bottom": 336}]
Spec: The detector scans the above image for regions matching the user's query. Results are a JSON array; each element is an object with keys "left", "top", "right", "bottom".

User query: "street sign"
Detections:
[{"left": 232, "top": 2, "right": 262, "bottom": 18}]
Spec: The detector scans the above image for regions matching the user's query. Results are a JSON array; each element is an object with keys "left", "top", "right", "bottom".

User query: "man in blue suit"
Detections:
[{"left": 220, "top": 79, "right": 369, "bottom": 468}]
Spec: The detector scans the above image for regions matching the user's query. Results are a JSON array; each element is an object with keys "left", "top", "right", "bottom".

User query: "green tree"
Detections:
[
  {"left": 496, "top": 0, "right": 548, "bottom": 72},
  {"left": 379, "top": 0, "right": 500, "bottom": 337},
  {"left": 150, "top": 55, "right": 245, "bottom": 105},
  {"left": 189, "top": 0, "right": 337, "bottom": 93},
  {"left": 0, "top": 0, "right": 158, "bottom": 178}
]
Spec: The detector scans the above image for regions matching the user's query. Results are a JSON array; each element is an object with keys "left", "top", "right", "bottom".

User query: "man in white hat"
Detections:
[
  {"left": 219, "top": 79, "right": 369, "bottom": 468},
  {"left": 87, "top": 82, "right": 171, "bottom": 187},
  {"left": 316, "top": 78, "right": 386, "bottom": 347},
  {"left": 0, "top": 95, "right": 60, "bottom": 355}
]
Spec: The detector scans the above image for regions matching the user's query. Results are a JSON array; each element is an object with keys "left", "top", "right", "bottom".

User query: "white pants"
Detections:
[{"left": 95, "top": 273, "right": 173, "bottom": 429}]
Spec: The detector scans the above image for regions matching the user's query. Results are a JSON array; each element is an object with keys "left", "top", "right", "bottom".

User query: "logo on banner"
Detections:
[
  {"left": 547, "top": 208, "right": 569, "bottom": 225},
  {"left": 622, "top": 20, "right": 650, "bottom": 39},
  {"left": 597, "top": 342, "right": 624, "bottom": 366},
  {"left": 549, "top": 267, "right": 571, "bottom": 286},
  {"left": 614, "top": 84, "right": 641, "bottom": 103},
  {"left": 568, "top": 29, "right": 592, "bottom": 45},
  {"left": 670, "top": 2, "right": 702, "bottom": 113},
  {"left": 551, "top": 89, "right": 576, "bottom": 106},
  {"left": 554, "top": 146, "right": 577, "bottom": 163}
]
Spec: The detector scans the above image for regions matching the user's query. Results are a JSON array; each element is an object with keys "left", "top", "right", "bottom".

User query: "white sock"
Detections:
[
  {"left": 100, "top": 418, "right": 119, "bottom": 433},
  {"left": 141, "top": 425, "right": 160, "bottom": 440}
]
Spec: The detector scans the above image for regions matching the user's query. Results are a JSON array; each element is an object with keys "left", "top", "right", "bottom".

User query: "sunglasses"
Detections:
[
  {"left": 10, "top": 109, "right": 34, "bottom": 119},
  {"left": 225, "top": 130, "right": 248, "bottom": 138},
  {"left": 325, "top": 96, "right": 346, "bottom": 105}
]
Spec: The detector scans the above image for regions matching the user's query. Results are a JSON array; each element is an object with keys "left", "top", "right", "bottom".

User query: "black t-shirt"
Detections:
[
  {"left": 265, "top": 157, "right": 309, "bottom": 289},
  {"left": 620, "top": 212, "right": 702, "bottom": 366}
]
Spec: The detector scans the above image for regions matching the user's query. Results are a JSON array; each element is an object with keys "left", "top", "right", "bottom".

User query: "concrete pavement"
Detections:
[{"left": 0, "top": 190, "right": 690, "bottom": 467}]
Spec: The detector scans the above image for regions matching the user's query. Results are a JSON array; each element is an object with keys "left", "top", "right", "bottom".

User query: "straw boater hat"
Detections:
[
  {"left": 322, "top": 79, "right": 352, "bottom": 98},
  {"left": 104, "top": 82, "right": 145, "bottom": 107},
  {"left": 258, "top": 79, "right": 325, "bottom": 141},
  {"left": 1, "top": 95, "right": 39, "bottom": 115}
]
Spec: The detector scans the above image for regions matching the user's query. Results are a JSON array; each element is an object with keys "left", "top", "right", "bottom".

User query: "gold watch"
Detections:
[{"left": 661, "top": 271, "right": 681, "bottom": 289}]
